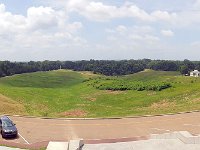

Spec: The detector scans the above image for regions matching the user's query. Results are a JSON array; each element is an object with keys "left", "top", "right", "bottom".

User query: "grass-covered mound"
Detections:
[
  {"left": 86, "top": 69, "right": 176, "bottom": 91},
  {"left": 0, "top": 69, "right": 200, "bottom": 118}
]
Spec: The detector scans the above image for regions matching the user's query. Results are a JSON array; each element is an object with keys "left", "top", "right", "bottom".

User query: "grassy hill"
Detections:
[{"left": 0, "top": 69, "right": 200, "bottom": 118}]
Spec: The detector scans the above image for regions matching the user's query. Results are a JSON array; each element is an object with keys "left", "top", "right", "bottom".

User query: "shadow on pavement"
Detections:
[{"left": 2, "top": 134, "right": 19, "bottom": 140}]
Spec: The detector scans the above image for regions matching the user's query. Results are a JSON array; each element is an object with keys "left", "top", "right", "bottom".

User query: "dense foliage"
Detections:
[
  {"left": 0, "top": 59, "right": 198, "bottom": 77},
  {"left": 87, "top": 78, "right": 171, "bottom": 91}
]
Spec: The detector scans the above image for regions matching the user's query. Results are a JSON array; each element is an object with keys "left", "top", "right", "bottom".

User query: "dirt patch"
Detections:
[
  {"left": 87, "top": 97, "right": 96, "bottom": 101},
  {"left": 149, "top": 100, "right": 176, "bottom": 109},
  {"left": 81, "top": 92, "right": 103, "bottom": 101},
  {"left": 80, "top": 71, "right": 98, "bottom": 78},
  {"left": 82, "top": 96, "right": 97, "bottom": 101},
  {"left": 0, "top": 94, "right": 15, "bottom": 103},
  {"left": 106, "top": 90, "right": 125, "bottom": 95},
  {"left": 60, "top": 109, "right": 88, "bottom": 117},
  {"left": 0, "top": 101, "right": 25, "bottom": 114},
  {"left": 192, "top": 98, "right": 200, "bottom": 103},
  {"left": 76, "top": 104, "right": 90, "bottom": 106},
  {"left": 137, "top": 100, "right": 176, "bottom": 112},
  {"left": 82, "top": 90, "right": 124, "bottom": 102},
  {"left": 147, "top": 92, "right": 157, "bottom": 96},
  {"left": 36, "top": 103, "right": 49, "bottom": 111},
  {"left": 0, "top": 94, "right": 26, "bottom": 115}
]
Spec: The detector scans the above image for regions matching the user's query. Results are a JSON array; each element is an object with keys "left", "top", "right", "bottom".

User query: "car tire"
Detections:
[{"left": 1, "top": 131, "right": 4, "bottom": 138}]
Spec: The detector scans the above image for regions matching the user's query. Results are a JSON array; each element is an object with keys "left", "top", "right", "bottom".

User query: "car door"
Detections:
[{"left": 0, "top": 119, "right": 2, "bottom": 132}]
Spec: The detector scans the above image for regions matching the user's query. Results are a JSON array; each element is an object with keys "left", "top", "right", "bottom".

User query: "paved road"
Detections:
[{"left": 1, "top": 112, "right": 200, "bottom": 146}]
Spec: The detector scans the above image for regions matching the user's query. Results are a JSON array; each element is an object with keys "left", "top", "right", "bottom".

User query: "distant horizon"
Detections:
[
  {"left": 0, "top": 0, "right": 199, "bottom": 60},
  {"left": 5, "top": 58, "right": 200, "bottom": 62}
]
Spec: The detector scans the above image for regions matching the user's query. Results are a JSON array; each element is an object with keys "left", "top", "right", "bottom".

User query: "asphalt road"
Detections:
[{"left": 1, "top": 112, "right": 200, "bottom": 147}]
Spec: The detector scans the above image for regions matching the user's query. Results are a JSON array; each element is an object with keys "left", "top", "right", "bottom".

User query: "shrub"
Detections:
[{"left": 87, "top": 78, "right": 171, "bottom": 91}]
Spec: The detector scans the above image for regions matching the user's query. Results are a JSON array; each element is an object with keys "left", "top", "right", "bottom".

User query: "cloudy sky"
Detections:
[{"left": 0, "top": 0, "right": 200, "bottom": 61}]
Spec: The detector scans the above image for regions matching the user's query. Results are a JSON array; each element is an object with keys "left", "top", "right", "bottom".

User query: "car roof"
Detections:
[{"left": 1, "top": 116, "right": 10, "bottom": 121}]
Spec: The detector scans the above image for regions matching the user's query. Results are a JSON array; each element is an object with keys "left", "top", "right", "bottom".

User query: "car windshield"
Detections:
[{"left": 2, "top": 120, "right": 14, "bottom": 127}]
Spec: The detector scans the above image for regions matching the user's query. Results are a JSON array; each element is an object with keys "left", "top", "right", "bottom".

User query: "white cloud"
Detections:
[
  {"left": 161, "top": 29, "right": 174, "bottom": 37},
  {"left": 169, "top": 0, "right": 200, "bottom": 27},
  {"left": 0, "top": 4, "right": 26, "bottom": 34},
  {"left": 44, "top": 0, "right": 200, "bottom": 30},
  {"left": 106, "top": 25, "right": 160, "bottom": 50},
  {"left": 0, "top": 3, "right": 5, "bottom": 12},
  {"left": 151, "top": 11, "right": 177, "bottom": 22},
  {"left": 63, "top": 0, "right": 176, "bottom": 22},
  {"left": 45, "top": 0, "right": 200, "bottom": 27},
  {"left": 191, "top": 41, "right": 200, "bottom": 47},
  {"left": 194, "top": 0, "right": 200, "bottom": 8},
  {"left": 57, "top": 0, "right": 200, "bottom": 28},
  {"left": 27, "top": 6, "right": 59, "bottom": 30},
  {"left": 107, "top": 25, "right": 153, "bottom": 35},
  {"left": 65, "top": 22, "right": 82, "bottom": 33},
  {"left": 0, "top": 4, "right": 83, "bottom": 34},
  {"left": 116, "top": 25, "right": 127, "bottom": 34},
  {"left": 1, "top": 0, "right": 200, "bottom": 61},
  {"left": 0, "top": 3, "right": 86, "bottom": 61}
]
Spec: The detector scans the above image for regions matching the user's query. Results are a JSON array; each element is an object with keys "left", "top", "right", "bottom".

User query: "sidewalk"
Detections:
[
  {"left": 0, "top": 146, "right": 24, "bottom": 150},
  {"left": 83, "top": 139, "right": 200, "bottom": 150},
  {"left": 82, "top": 131, "right": 200, "bottom": 150}
]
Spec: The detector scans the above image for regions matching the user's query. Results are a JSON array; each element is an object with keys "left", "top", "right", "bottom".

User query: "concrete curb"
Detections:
[
  {"left": 68, "top": 139, "right": 84, "bottom": 150},
  {"left": 0, "top": 140, "right": 49, "bottom": 150},
  {"left": 47, "top": 142, "right": 68, "bottom": 150},
  {"left": 83, "top": 136, "right": 149, "bottom": 144},
  {"left": 0, "top": 136, "right": 149, "bottom": 150},
  {"left": 151, "top": 131, "right": 200, "bottom": 144},
  {"left": 1, "top": 110, "right": 200, "bottom": 120}
]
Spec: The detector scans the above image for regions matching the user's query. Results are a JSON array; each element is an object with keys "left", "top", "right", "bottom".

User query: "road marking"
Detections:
[
  {"left": 151, "top": 128, "right": 170, "bottom": 132},
  {"left": 67, "top": 121, "right": 78, "bottom": 139},
  {"left": 144, "top": 121, "right": 153, "bottom": 123},
  {"left": 18, "top": 133, "right": 30, "bottom": 144},
  {"left": 14, "top": 120, "right": 140, "bottom": 126},
  {"left": 183, "top": 124, "right": 200, "bottom": 127}
]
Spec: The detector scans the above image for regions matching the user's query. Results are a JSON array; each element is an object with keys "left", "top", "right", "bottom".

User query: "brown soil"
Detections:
[
  {"left": 76, "top": 104, "right": 90, "bottom": 106},
  {"left": 192, "top": 98, "right": 200, "bottom": 102},
  {"left": 106, "top": 90, "right": 125, "bottom": 95},
  {"left": 80, "top": 71, "right": 98, "bottom": 78},
  {"left": 60, "top": 109, "right": 88, "bottom": 117},
  {"left": 82, "top": 90, "right": 125, "bottom": 102},
  {"left": 147, "top": 92, "right": 157, "bottom": 96},
  {"left": 0, "top": 94, "right": 26, "bottom": 115},
  {"left": 149, "top": 100, "right": 176, "bottom": 109},
  {"left": 81, "top": 96, "right": 97, "bottom": 101},
  {"left": 87, "top": 98, "right": 97, "bottom": 101}
]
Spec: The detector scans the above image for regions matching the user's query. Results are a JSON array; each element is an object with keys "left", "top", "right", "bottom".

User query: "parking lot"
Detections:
[{"left": 1, "top": 112, "right": 200, "bottom": 148}]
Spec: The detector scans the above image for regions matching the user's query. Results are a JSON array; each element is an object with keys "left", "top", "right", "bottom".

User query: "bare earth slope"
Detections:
[{"left": 0, "top": 94, "right": 26, "bottom": 115}]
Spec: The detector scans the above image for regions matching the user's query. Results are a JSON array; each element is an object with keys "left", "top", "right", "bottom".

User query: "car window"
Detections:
[{"left": 2, "top": 120, "right": 14, "bottom": 127}]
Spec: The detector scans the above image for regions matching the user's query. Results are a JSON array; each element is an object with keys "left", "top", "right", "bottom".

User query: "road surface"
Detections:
[{"left": 1, "top": 112, "right": 200, "bottom": 148}]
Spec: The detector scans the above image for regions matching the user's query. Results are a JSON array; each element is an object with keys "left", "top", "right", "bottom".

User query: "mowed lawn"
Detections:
[{"left": 0, "top": 69, "right": 200, "bottom": 118}]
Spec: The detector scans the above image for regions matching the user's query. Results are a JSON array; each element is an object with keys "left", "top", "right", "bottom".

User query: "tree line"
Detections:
[{"left": 0, "top": 59, "right": 199, "bottom": 77}]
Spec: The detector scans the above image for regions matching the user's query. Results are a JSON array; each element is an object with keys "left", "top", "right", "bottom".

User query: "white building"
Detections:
[{"left": 190, "top": 70, "right": 200, "bottom": 77}]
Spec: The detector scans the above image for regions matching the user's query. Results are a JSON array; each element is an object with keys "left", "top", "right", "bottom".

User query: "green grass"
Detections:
[{"left": 1, "top": 69, "right": 200, "bottom": 118}]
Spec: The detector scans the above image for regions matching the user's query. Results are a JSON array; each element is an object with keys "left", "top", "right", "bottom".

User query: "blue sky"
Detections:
[{"left": 0, "top": 0, "right": 199, "bottom": 61}]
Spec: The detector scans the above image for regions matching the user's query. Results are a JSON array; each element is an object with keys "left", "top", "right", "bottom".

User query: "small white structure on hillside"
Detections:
[{"left": 190, "top": 70, "right": 200, "bottom": 77}]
